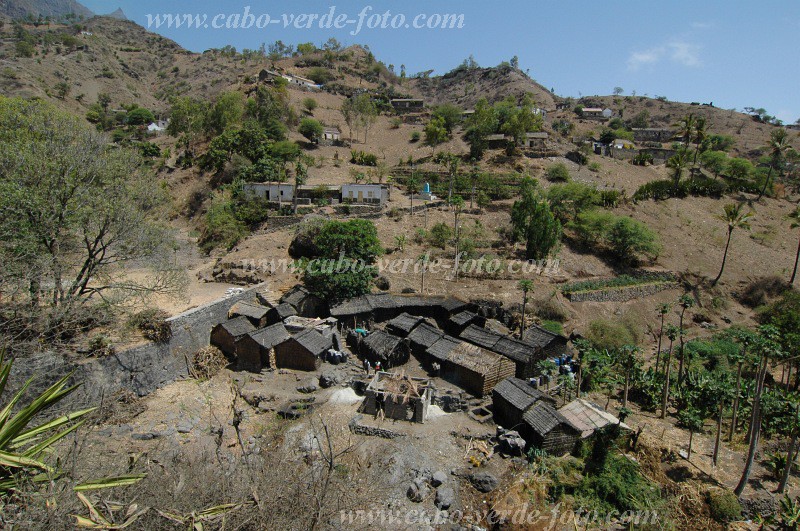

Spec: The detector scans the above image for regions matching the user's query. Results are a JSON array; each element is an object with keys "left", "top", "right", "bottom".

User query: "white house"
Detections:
[
  {"left": 147, "top": 119, "right": 169, "bottom": 133},
  {"left": 242, "top": 183, "right": 295, "bottom": 202},
  {"left": 524, "top": 131, "right": 549, "bottom": 149},
  {"left": 341, "top": 184, "right": 389, "bottom": 206},
  {"left": 322, "top": 127, "right": 341, "bottom": 142},
  {"left": 283, "top": 74, "right": 320, "bottom": 90}
]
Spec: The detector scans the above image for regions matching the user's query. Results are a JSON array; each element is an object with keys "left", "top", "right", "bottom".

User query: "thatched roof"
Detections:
[
  {"left": 386, "top": 313, "right": 424, "bottom": 337},
  {"left": 523, "top": 402, "right": 575, "bottom": 437},
  {"left": 229, "top": 301, "right": 269, "bottom": 321},
  {"left": 446, "top": 342, "right": 509, "bottom": 376},
  {"left": 362, "top": 330, "right": 404, "bottom": 357},
  {"left": 280, "top": 285, "right": 320, "bottom": 308},
  {"left": 449, "top": 310, "right": 479, "bottom": 327},
  {"left": 460, "top": 324, "right": 502, "bottom": 350},
  {"left": 329, "top": 293, "right": 468, "bottom": 318},
  {"left": 558, "top": 399, "right": 630, "bottom": 438},
  {"left": 426, "top": 335, "right": 462, "bottom": 362},
  {"left": 216, "top": 316, "right": 256, "bottom": 338},
  {"left": 292, "top": 328, "right": 330, "bottom": 356},
  {"left": 246, "top": 323, "right": 291, "bottom": 349},
  {"left": 460, "top": 325, "right": 539, "bottom": 364},
  {"left": 493, "top": 377, "right": 553, "bottom": 412},
  {"left": 407, "top": 322, "right": 445, "bottom": 350},
  {"left": 270, "top": 303, "right": 298, "bottom": 321},
  {"left": 522, "top": 324, "right": 567, "bottom": 350}
]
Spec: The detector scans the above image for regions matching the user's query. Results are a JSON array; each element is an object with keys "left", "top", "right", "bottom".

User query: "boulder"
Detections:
[
  {"left": 431, "top": 470, "right": 447, "bottom": 488},
  {"left": 407, "top": 479, "right": 429, "bottom": 503},
  {"left": 319, "top": 372, "right": 339, "bottom": 389},
  {"left": 497, "top": 429, "right": 526, "bottom": 456},
  {"left": 435, "top": 487, "right": 455, "bottom": 510},
  {"left": 374, "top": 275, "right": 391, "bottom": 291},
  {"left": 469, "top": 472, "right": 498, "bottom": 493}
]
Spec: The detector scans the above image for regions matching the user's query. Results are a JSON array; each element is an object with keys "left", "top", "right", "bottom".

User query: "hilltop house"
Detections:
[
  {"left": 341, "top": 184, "right": 390, "bottom": 206},
  {"left": 524, "top": 132, "right": 549, "bottom": 150},
  {"left": 242, "top": 183, "right": 295, "bottom": 203},
  {"left": 283, "top": 74, "right": 319, "bottom": 89},
  {"left": 390, "top": 99, "right": 424, "bottom": 113}
]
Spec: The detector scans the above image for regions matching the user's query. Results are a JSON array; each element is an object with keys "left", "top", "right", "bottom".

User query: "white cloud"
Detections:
[
  {"left": 668, "top": 41, "right": 702, "bottom": 67},
  {"left": 691, "top": 21, "right": 713, "bottom": 29},
  {"left": 627, "top": 40, "right": 702, "bottom": 70}
]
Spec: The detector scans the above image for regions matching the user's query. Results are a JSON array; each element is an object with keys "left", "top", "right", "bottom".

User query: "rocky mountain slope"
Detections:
[{"left": 0, "top": 0, "right": 92, "bottom": 19}]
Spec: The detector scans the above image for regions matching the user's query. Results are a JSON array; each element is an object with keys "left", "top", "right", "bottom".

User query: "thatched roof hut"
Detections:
[
  {"left": 492, "top": 377, "right": 555, "bottom": 432},
  {"left": 235, "top": 323, "right": 291, "bottom": 372},
  {"left": 280, "top": 285, "right": 327, "bottom": 317},
  {"left": 460, "top": 324, "right": 543, "bottom": 378},
  {"left": 558, "top": 399, "right": 630, "bottom": 438},
  {"left": 360, "top": 330, "right": 409, "bottom": 367},
  {"left": 445, "top": 310, "right": 485, "bottom": 336},
  {"left": 210, "top": 316, "right": 257, "bottom": 359},
  {"left": 274, "top": 328, "right": 330, "bottom": 371},
  {"left": 385, "top": 313, "right": 425, "bottom": 337},
  {"left": 425, "top": 339, "right": 516, "bottom": 397},
  {"left": 522, "top": 324, "right": 569, "bottom": 357},
  {"left": 266, "top": 303, "right": 298, "bottom": 325},
  {"left": 329, "top": 293, "right": 469, "bottom": 324},
  {"left": 228, "top": 301, "right": 270, "bottom": 328},
  {"left": 407, "top": 322, "right": 445, "bottom": 358}
]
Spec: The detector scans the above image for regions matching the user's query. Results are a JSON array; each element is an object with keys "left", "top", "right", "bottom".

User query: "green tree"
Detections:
[
  {"left": 511, "top": 177, "right": 561, "bottom": 260},
  {"left": 728, "top": 328, "right": 756, "bottom": 441},
  {"left": 424, "top": 116, "right": 449, "bottom": 155},
  {"left": 700, "top": 150, "right": 728, "bottom": 179},
  {"left": 298, "top": 117, "right": 323, "bottom": 143},
  {"left": 518, "top": 279, "right": 534, "bottom": 338},
  {"left": 778, "top": 397, "right": 800, "bottom": 493},
  {"left": 431, "top": 103, "right": 462, "bottom": 133},
  {"left": 0, "top": 98, "right": 182, "bottom": 333},
  {"left": 667, "top": 151, "right": 689, "bottom": 192},
  {"left": 428, "top": 222, "right": 452, "bottom": 248},
  {"left": 712, "top": 203, "right": 754, "bottom": 286},
  {"left": 618, "top": 345, "right": 642, "bottom": 408},
  {"left": 607, "top": 217, "right": 661, "bottom": 265},
  {"left": 205, "top": 91, "right": 245, "bottom": 135},
  {"left": 545, "top": 163, "right": 570, "bottom": 182},
  {"left": 464, "top": 97, "right": 498, "bottom": 159},
  {"left": 758, "top": 128, "right": 792, "bottom": 200},
  {"left": 655, "top": 303, "right": 672, "bottom": 372},
  {"left": 676, "top": 295, "right": 695, "bottom": 386},
  {"left": 726, "top": 157, "right": 754, "bottom": 181},
  {"left": 125, "top": 107, "right": 155, "bottom": 126},
  {"left": 302, "top": 97, "right": 318, "bottom": 113}
]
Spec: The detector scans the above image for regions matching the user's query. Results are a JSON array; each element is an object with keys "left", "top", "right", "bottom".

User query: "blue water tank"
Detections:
[{"left": 423, "top": 182, "right": 431, "bottom": 193}]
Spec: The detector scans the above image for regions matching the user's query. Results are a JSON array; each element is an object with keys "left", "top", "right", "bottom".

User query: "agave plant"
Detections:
[{"left": 0, "top": 354, "right": 95, "bottom": 494}]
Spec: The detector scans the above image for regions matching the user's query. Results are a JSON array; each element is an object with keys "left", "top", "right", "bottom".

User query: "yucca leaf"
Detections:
[
  {"left": 0, "top": 356, "right": 12, "bottom": 400},
  {"left": 0, "top": 377, "right": 33, "bottom": 428},
  {"left": 74, "top": 474, "right": 146, "bottom": 492},
  {"left": 77, "top": 492, "right": 112, "bottom": 526},
  {"left": 24, "top": 419, "right": 88, "bottom": 458},
  {"left": 0, "top": 449, "right": 51, "bottom": 471},
  {"left": 12, "top": 407, "right": 96, "bottom": 447}
]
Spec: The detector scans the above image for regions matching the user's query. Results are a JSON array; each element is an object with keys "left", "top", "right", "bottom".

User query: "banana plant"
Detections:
[{"left": 0, "top": 353, "right": 96, "bottom": 494}]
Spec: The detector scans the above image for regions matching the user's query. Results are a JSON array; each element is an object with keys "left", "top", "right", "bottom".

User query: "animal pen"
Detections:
[{"left": 361, "top": 371, "right": 433, "bottom": 423}]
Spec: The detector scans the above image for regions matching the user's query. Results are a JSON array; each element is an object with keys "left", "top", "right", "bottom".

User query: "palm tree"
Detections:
[
  {"left": 518, "top": 279, "right": 534, "bottom": 338},
  {"left": 655, "top": 303, "right": 672, "bottom": 371},
  {"left": 735, "top": 326, "right": 781, "bottom": 496},
  {"left": 690, "top": 116, "right": 707, "bottom": 171},
  {"left": 666, "top": 151, "right": 689, "bottom": 193},
  {"left": 417, "top": 253, "right": 430, "bottom": 294},
  {"left": 451, "top": 195, "right": 465, "bottom": 279},
  {"left": 728, "top": 329, "right": 755, "bottom": 442},
  {"left": 675, "top": 113, "right": 697, "bottom": 150},
  {"left": 788, "top": 206, "right": 800, "bottom": 285},
  {"left": 757, "top": 128, "right": 791, "bottom": 201},
  {"left": 677, "top": 295, "right": 694, "bottom": 386},
  {"left": 712, "top": 203, "right": 754, "bottom": 286},
  {"left": 618, "top": 345, "right": 642, "bottom": 408},
  {"left": 711, "top": 378, "right": 734, "bottom": 467},
  {"left": 661, "top": 324, "right": 679, "bottom": 419},
  {"left": 778, "top": 397, "right": 800, "bottom": 494}
]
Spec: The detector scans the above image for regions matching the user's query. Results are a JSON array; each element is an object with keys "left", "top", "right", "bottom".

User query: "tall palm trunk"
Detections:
[
  {"left": 656, "top": 313, "right": 666, "bottom": 372},
  {"left": 791, "top": 236, "right": 800, "bottom": 284},
  {"left": 688, "top": 430, "right": 695, "bottom": 460},
  {"left": 735, "top": 354, "right": 769, "bottom": 496},
  {"left": 757, "top": 166, "right": 774, "bottom": 201},
  {"left": 713, "top": 400, "right": 724, "bottom": 466},
  {"left": 678, "top": 310, "right": 688, "bottom": 387},
  {"left": 778, "top": 408, "right": 799, "bottom": 494},
  {"left": 661, "top": 340, "right": 674, "bottom": 419},
  {"left": 712, "top": 228, "right": 734, "bottom": 286},
  {"left": 520, "top": 294, "right": 528, "bottom": 339},
  {"left": 729, "top": 361, "right": 744, "bottom": 441},
  {"left": 623, "top": 371, "right": 630, "bottom": 408}
]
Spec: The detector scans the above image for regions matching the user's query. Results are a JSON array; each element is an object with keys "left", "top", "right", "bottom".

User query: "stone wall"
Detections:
[
  {"left": 8, "top": 286, "right": 263, "bottom": 411},
  {"left": 565, "top": 282, "right": 678, "bottom": 303}
]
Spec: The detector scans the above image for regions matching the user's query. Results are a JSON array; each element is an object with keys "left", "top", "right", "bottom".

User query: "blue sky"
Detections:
[{"left": 82, "top": 1, "right": 799, "bottom": 123}]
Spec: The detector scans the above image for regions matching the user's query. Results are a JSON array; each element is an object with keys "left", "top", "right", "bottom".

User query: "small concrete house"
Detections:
[
  {"left": 235, "top": 323, "right": 291, "bottom": 373},
  {"left": 242, "top": 183, "right": 295, "bottom": 203},
  {"left": 390, "top": 99, "right": 424, "bottom": 113},
  {"left": 486, "top": 133, "right": 510, "bottom": 149},
  {"left": 361, "top": 372, "right": 433, "bottom": 423},
  {"left": 341, "top": 184, "right": 390, "bottom": 206},
  {"left": 274, "top": 328, "right": 330, "bottom": 371},
  {"left": 322, "top": 127, "right": 341, "bottom": 142},
  {"left": 523, "top": 132, "right": 549, "bottom": 150},
  {"left": 210, "top": 316, "right": 256, "bottom": 359},
  {"left": 581, "top": 107, "right": 604, "bottom": 118}
]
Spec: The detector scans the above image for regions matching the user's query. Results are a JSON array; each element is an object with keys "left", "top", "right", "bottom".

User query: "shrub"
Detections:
[
  {"left": 633, "top": 176, "right": 726, "bottom": 201},
  {"left": 87, "top": 334, "right": 114, "bottom": 356},
  {"left": 545, "top": 163, "right": 570, "bottom": 182},
  {"left": 540, "top": 320, "right": 563, "bottom": 334},
  {"left": 547, "top": 182, "right": 601, "bottom": 222},
  {"left": 533, "top": 297, "right": 569, "bottom": 322},
  {"left": 607, "top": 217, "right": 661, "bottom": 264},
  {"left": 588, "top": 161, "right": 601, "bottom": 172},
  {"left": 706, "top": 489, "right": 742, "bottom": 523},
  {"left": 410, "top": 131, "right": 421, "bottom": 142},
  {"left": 298, "top": 117, "right": 323, "bottom": 142},
  {"left": 128, "top": 308, "right": 172, "bottom": 342},
  {"left": 302, "top": 97, "right": 317, "bottom": 112},
  {"left": 349, "top": 149, "right": 378, "bottom": 166},
  {"left": 428, "top": 222, "right": 453, "bottom": 248},
  {"left": 587, "top": 318, "right": 638, "bottom": 350},
  {"left": 188, "top": 346, "right": 227, "bottom": 380},
  {"left": 739, "top": 276, "right": 790, "bottom": 308},
  {"left": 306, "top": 67, "right": 334, "bottom": 85},
  {"left": 568, "top": 210, "right": 617, "bottom": 245}
]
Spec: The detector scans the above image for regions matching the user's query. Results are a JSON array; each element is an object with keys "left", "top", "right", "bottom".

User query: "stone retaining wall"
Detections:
[
  {"left": 8, "top": 286, "right": 263, "bottom": 411},
  {"left": 565, "top": 282, "right": 678, "bottom": 303},
  {"left": 348, "top": 416, "right": 406, "bottom": 439}
]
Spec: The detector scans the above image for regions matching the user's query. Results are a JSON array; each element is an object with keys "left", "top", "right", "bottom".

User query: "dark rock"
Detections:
[
  {"left": 374, "top": 276, "right": 391, "bottom": 291},
  {"left": 497, "top": 429, "right": 526, "bottom": 456},
  {"left": 407, "top": 479, "right": 429, "bottom": 503},
  {"left": 131, "top": 432, "right": 156, "bottom": 441},
  {"left": 401, "top": 287, "right": 417, "bottom": 294},
  {"left": 469, "top": 472, "right": 498, "bottom": 493},
  {"left": 278, "top": 402, "right": 312, "bottom": 419},
  {"left": 296, "top": 384, "right": 318, "bottom": 394},
  {"left": 435, "top": 486, "right": 455, "bottom": 510},
  {"left": 431, "top": 470, "right": 447, "bottom": 487},
  {"left": 319, "top": 372, "right": 339, "bottom": 389}
]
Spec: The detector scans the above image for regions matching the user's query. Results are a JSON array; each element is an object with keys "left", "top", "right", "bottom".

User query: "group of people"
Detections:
[{"left": 363, "top": 358, "right": 382, "bottom": 376}]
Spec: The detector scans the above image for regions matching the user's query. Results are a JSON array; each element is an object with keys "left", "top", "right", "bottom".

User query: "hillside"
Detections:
[
  {"left": 0, "top": 0, "right": 92, "bottom": 19},
  {"left": 410, "top": 62, "right": 557, "bottom": 109}
]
